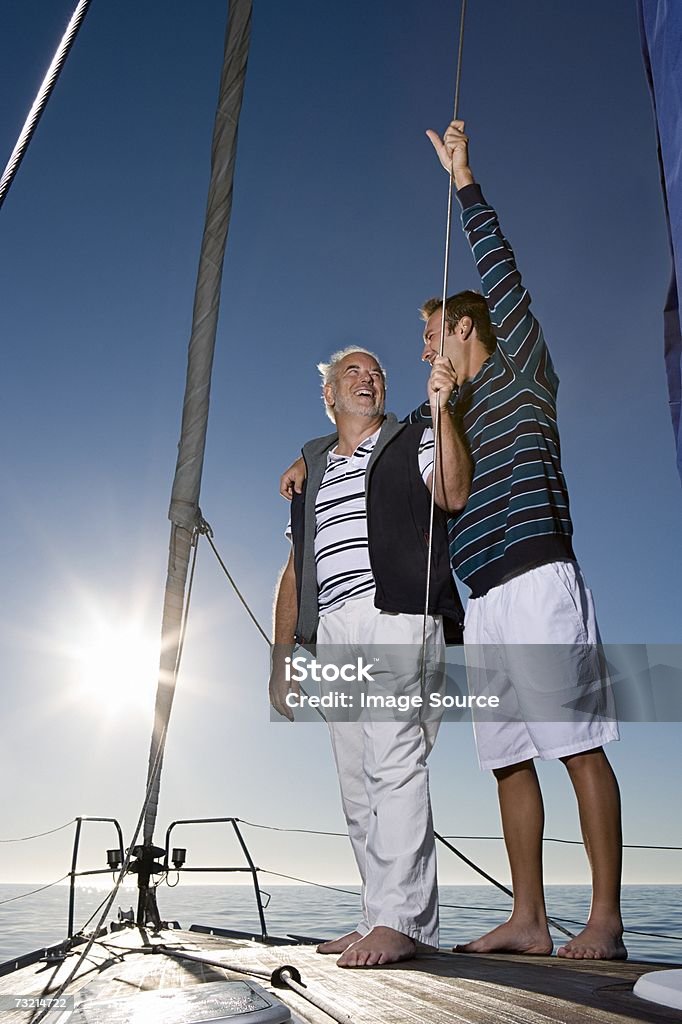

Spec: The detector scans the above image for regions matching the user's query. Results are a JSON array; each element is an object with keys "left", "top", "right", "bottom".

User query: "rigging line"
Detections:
[
  {"left": 238, "top": 819, "right": 346, "bottom": 837},
  {"left": 31, "top": 534, "right": 201, "bottom": 1023},
  {"left": 420, "top": 0, "right": 467, "bottom": 665},
  {"left": 206, "top": 865, "right": 682, "bottom": 943},
  {"left": 440, "top": 902, "right": 514, "bottom": 912},
  {"left": 623, "top": 928, "right": 682, "bottom": 942},
  {"left": 0, "top": 874, "right": 69, "bottom": 906},
  {"left": 235, "top": 821, "right": 682, "bottom": 850},
  {"left": 0, "top": 820, "right": 76, "bottom": 843},
  {"left": 438, "top": 903, "right": 682, "bottom": 942},
  {"left": 77, "top": 886, "right": 128, "bottom": 935},
  {"left": 435, "top": 831, "right": 576, "bottom": 940},
  {"left": 0, "top": 0, "right": 93, "bottom": 212},
  {"left": 201, "top": 527, "right": 328, "bottom": 722},
  {"left": 546, "top": 920, "right": 682, "bottom": 943},
  {"left": 260, "top": 870, "right": 361, "bottom": 897},
  {"left": 441, "top": 835, "right": 682, "bottom": 850},
  {"left": 173, "top": 526, "right": 201, "bottom": 679},
  {"left": 202, "top": 525, "right": 271, "bottom": 646}
]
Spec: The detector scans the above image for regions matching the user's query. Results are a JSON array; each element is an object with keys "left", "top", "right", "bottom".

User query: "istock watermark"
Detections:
[
  {"left": 284, "top": 655, "right": 376, "bottom": 684},
  {"left": 270, "top": 643, "right": 682, "bottom": 724}
]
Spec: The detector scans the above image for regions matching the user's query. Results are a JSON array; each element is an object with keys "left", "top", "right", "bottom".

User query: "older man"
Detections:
[{"left": 269, "top": 347, "right": 469, "bottom": 967}]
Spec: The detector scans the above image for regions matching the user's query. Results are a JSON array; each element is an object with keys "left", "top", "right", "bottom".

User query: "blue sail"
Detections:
[{"left": 639, "top": 0, "right": 682, "bottom": 484}]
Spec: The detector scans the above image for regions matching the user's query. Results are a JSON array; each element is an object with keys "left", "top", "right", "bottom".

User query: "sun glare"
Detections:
[{"left": 69, "top": 619, "right": 159, "bottom": 716}]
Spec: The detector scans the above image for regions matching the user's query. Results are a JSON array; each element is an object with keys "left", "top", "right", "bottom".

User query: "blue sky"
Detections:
[{"left": 1, "top": 0, "right": 681, "bottom": 898}]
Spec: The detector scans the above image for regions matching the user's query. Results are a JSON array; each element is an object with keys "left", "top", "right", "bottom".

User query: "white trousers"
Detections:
[
  {"left": 464, "top": 561, "right": 620, "bottom": 771},
  {"left": 316, "top": 594, "right": 444, "bottom": 947}
]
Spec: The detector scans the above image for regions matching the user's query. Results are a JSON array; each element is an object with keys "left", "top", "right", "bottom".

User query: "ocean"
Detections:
[{"left": 1, "top": 883, "right": 680, "bottom": 966}]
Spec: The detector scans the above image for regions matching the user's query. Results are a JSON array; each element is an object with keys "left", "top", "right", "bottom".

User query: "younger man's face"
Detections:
[{"left": 422, "top": 308, "right": 457, "bottom": 366}]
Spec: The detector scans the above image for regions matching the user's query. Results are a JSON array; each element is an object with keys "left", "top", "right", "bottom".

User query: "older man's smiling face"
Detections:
[{"left": 326, "top": 352, "right": 386, "bottom": 420}]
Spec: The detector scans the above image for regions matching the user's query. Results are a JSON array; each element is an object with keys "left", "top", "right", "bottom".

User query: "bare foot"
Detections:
[
  {"left": 557, "top": 921, "right": 627, "bottom": 960},
  {"left": 454, "top": 918, "right": 553, "bottom": 955},
  {"left": 337, "top": 926, "right": 416, "bottom": 968},
  {"left": 316, "top": 930, "right": 363, "bottom": 954}
]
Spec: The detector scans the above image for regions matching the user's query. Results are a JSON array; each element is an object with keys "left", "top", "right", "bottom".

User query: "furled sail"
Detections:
[
  {"left": 639, "top": 0, "right": 682, "bottom": 484},
  {"left": 143, "top": 0, "right": 252, "bottom": 846}
]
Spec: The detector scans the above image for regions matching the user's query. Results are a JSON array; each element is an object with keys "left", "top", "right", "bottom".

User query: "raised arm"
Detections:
[{"left": 427, "top": 120, "right": 553, "bottom": 381}]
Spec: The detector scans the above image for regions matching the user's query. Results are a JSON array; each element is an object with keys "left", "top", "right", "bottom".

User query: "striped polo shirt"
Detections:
[
  {"left": 288, "top": 426, "right": 435, "bottom": 614},
  {"left": 410, "top": 184, "right": 574, "bottom": 597}
]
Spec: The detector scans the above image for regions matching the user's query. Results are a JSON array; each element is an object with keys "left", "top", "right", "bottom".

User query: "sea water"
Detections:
[{"left": 1, "top": 884, "right": 681, "bottom": 966}]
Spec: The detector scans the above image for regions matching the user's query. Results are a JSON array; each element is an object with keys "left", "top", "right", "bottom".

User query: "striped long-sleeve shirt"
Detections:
[{"left": 409, "top": 183, "right": 575, "bottom": 597}]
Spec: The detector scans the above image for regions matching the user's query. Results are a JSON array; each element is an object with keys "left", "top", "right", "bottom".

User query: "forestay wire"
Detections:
[
  {"left": 0, "top": 0, "right": 93, "bottom": 211},
  {"left": 421, "top": 0, "right": 467, "bottom": 663}
]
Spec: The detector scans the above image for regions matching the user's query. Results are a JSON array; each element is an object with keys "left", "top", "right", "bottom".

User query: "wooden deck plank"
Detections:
[
  {"left": 0, "top": 927, "right": 679, "bottom": 1024},
  {"left": 214, "top": 943, "right": 682, "bottom": 1024}
]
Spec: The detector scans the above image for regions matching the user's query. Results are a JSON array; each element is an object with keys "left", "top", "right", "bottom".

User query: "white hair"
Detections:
[{"left": 316, "top": 346, "right": 387, "bottom": 423}]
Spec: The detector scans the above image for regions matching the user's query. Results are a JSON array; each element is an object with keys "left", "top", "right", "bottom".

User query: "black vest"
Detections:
[{"left": 290, "top": 418, "right": 464, "bottom": 645}]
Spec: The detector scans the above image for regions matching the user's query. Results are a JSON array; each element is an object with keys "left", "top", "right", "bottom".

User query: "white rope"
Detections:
[{"left": 421, "top": 0, "right": 468, "bottom": 667}]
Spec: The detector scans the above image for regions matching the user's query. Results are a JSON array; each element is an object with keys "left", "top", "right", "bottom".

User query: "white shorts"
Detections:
[{"left": 464, "top": 561, "right": 620, "bottom": 771}]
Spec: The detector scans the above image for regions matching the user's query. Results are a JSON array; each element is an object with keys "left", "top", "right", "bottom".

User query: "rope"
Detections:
[
  {"left": 260, "top": 869, "right": 360, "bottom": 897},
  {"left": 441, "top": 835, "right": 682, "bottom": 851},
  {"left": 155, "top": 947, "right": 356, "bottom": 1024},
  {"left": 0, "top": 820, "right": 76, "bottom": 843},
  {"left": 201, "top": 532, "right": 327, "bottom": 724},
  {"left": 435, "top": 832, "right": 575, "bottom": 940},
  {"left": 174, "top": 527, "right": 201, "bottom": 679},
  {"left": 212, "top": 867, "right": 682, "bottom": 943},
  {"left": 202, "top": 520, "right": 271, "bottom": 646},
  {"left": 238, "top": 819, "right": 346, "bottom": 837},
  {"left": 77, "top": 886, "right": 131, "bottom": 935},
  {"left": 0, "top": 0, "right": 93, "bottom": 211},
  {"left": 242, "top": 821, "right": 682, "bottom": 853},
  {"left": 421, "top": 0, "right": 467, "bottom": 665},
  {"left": 437, "top": 904, "right": 682, "bottom": 943}
]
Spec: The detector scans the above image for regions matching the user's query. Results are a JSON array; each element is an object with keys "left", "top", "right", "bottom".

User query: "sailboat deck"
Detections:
[{"left": 0, "top": 925, "right": 680, "bottom": 1024}]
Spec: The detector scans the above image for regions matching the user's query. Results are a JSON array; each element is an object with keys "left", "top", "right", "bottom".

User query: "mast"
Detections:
[{"left": 137, "top": 0, "right": 252, "bottom": 925}]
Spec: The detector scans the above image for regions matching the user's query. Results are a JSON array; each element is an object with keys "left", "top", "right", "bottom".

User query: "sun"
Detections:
[{"left": 68, "top": 617, "right": 159, "bottom": 717}]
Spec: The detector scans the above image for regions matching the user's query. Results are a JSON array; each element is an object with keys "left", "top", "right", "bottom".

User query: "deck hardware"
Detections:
[
  {"left": 107, "top": 849, "right": 122, "bottom": 870},
  {"left": 171, "top": 847, "right": 187, "bottom": 868},
  {"left": 164, "top": 817, "right": 269, "bottom": 940},
  {"left": 271, "top": 965, "right": 304, "bottom": 989},
  {"left": 67, "top": 816, "right": 125, "bottom": 938},
  {"left": 40, "top": 951, "right": 67, "bottom": 965}
]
